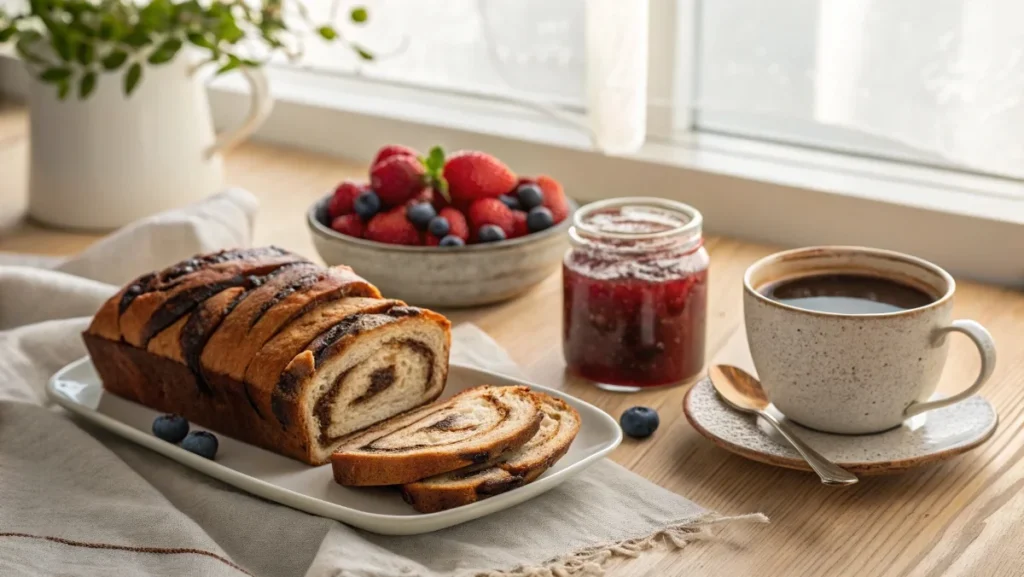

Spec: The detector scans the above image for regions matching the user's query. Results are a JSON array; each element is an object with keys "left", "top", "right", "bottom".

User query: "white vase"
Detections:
[{"left": 27, "top": 56, "right": 273, "bottom": 230}]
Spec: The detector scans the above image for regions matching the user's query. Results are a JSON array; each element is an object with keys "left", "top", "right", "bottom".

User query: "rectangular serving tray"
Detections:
[{"left": 46, "top": 357, "right": 621, "bottom": 535}]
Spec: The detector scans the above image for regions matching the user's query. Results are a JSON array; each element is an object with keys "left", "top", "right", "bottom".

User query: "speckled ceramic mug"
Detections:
[{"left": 743, "top": 246, "right": 997, "bottom": 435}]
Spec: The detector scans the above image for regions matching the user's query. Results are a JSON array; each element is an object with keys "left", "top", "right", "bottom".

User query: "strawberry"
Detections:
[
  {"left": 372, "top": 144, "right": 420, "bottom": 168},
  {"left": 371, "top": 156, "right": 426, "bottom": 207},
  {"left": 510, "top": 211, "right": 529, "bottom": 238},
  {"left": 439, "top": 207, "right": 469, "bottom": 242},
  {"left": 328, "top": 180, "right": 366, "bottom": 218},
  {"left": 536, "top": 175, "right": 570, "bottom": 224},
  {"left": 424, "top": 233, "right": 442, "bottom": 246},
  {"left": 443, "top": 151, "right": 517, "bottom": 206},
  {"left": 330, "top": 213, "right": 365, "bottom": 238},
  {"left": 467, "top": 198, "right": 515, "bottom": 239},
  {"left": 365, "top": 208, "right": 420, "bottom": 245}
]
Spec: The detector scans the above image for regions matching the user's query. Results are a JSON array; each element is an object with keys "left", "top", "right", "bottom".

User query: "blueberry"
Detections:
[
  {"left": 526, "top": 206, "right": 555, "bottom": 232},
  {"left": 516, "top": 183, "right": 544, "bottom": 210},
  {"left": 499, "top": 194, "right": 521, "bottom": 211},
  {"left": 477, "top": 224, "right": 506, "bottom": 243},
  {"left": 620, "top": 406, "right": 659, "bottom": 439},
  {"left": 354, "top": 191, "right": 381, "bottom": 220},
  {"left": 406, "top": 202, "right": 436, "bottom": 229},
  {"left": 152, "top": 414, "right": 189, "bottom": 443},
  {"left": 181, "top": 431, "right": 219, "bottom": 459},
  {"left": 427, "top": 216, "right": 450, "bottom": 237},
  {"left": 439, "top": 235, "right": 465, "bottom": 247}
]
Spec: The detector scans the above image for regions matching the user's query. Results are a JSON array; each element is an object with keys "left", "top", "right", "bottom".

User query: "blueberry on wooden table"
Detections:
[
  {"left": 181, "top": 431, "right": 219, "bottom": 460},
  {"left": 152, "top": 414, "right": 189, "bottom": 443},
  {"left": 620, "top": 407, "right": 660, "bottom": 438}
]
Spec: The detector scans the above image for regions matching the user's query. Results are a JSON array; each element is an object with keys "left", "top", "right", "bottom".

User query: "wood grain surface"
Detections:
[{"left": 2, "top": 103, "right": 1022, "bottom": 577}]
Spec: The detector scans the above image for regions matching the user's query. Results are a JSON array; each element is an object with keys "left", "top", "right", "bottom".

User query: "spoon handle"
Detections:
[{"left": 758, "top": 410, "right": 859, "bottom": 486}]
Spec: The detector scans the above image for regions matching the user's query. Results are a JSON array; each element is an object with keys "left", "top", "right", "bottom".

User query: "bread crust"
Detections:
[
  {"left": 331, "top": 386, "right": 543, "bottom": 486},
  {"left": 83, "top": 248, "right": 452, "bottom": 466}
]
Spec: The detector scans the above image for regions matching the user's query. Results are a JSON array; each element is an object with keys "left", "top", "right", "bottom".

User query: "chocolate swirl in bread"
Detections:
[
  {"left": 83, "top": 247, "right": 451, "bottom": 465},
  {"left": 331, "top": 385, "right": 543, "bottom": 486}
]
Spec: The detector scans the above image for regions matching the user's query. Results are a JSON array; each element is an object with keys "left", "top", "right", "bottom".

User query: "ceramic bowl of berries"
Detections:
[{"left": 308, "top": 144, "right": 576, "bottom": 307}]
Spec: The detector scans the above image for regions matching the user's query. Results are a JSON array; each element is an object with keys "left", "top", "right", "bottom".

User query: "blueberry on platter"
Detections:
[
  {"left": 152, "top": 414, "right": 189, "bottom": 443},
  {"left": 181, "top": 431, "right": 219, "bottom": 460}
]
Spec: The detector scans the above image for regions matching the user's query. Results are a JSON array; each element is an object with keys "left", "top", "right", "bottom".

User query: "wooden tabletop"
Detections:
[{"left": 2, "top": 104, "right": 1023, "bottom": 577}]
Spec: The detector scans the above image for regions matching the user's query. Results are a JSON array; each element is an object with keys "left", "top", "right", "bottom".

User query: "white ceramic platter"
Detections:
[{"left": 47, "top": 357, "right": 622, "bottom": 535}]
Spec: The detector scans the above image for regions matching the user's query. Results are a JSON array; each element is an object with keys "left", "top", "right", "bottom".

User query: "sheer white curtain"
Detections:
[
  {"left": 814, "top": 0, "right": 1024, "bottom": 178},
  {"left": 295, "top": 0, "right": 650, "bottom": 154}
]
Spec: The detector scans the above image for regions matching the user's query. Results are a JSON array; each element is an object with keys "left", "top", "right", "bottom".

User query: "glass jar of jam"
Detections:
[{"left": 562, "top": 198, "right": 708, "bottom": 391}]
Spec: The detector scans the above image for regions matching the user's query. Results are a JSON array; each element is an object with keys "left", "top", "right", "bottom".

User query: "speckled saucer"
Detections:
[{"left": 683, "top": 378, "right": 997, "bottom": 475}]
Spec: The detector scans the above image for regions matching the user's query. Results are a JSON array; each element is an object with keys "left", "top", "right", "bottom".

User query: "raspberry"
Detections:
[
  {"left": 328, "top": 180, "right": 365, "bottom": 218},
  {"left": 467, "top": 198, "right": 515, "bottom": 239},
  {"left": 371, "top": 156, "right": 426, "bottom": 207},
  {"left": 536, "top": 175, "right": 570, "bottom": 224},
  {"left": 510, "top": 211, "right": 529, "bottom": 238},
  {"left": 443, "top": 151, "right": 517, "bottom": 206},
  {"left": 365, "top": 208, "right": 420, "bottom": 245},
  {"left": 372, "top": 144, "right": 420, "bottom": 168},
  {"left": 439, "top": 207, "right": 469, "bottom": 242}
]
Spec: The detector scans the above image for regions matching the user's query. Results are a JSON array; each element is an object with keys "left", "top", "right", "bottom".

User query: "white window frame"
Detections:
[{"left": 1, "top": 0, "right": 1021, "bottom": 285}]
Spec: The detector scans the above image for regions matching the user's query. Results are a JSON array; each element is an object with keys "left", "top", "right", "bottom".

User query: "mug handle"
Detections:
[
  {"left": 904, "top": 320, "right": 997, "bottom": 418},
  {"left": 205, "top": 66, "right": 274, "bottom": 159}
]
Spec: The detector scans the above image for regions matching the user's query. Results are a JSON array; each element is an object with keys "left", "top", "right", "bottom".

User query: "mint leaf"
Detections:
[{"left": 57, "top": 78, "right": 70, "bottom": 100}]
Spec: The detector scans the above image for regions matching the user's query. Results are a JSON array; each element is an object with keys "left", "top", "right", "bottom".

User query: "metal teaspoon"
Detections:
[{"left": 708, "top": 364, "right": 859, "bottom": 486}]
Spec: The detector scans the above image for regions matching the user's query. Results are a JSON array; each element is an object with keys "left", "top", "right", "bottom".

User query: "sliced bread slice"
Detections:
[
  {"left": 400, "top": 393, "right": 581, "bottom": 512},
  {"left": 331, "top": 385, "right": 542, "bottom": 486}
]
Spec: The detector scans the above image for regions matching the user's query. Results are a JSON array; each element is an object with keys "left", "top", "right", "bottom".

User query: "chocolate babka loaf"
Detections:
[{"left": 83, "top": 247, "right": 451, "bottom": 465}]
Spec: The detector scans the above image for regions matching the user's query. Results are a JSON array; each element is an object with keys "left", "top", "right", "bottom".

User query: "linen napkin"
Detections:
[{"left": 0, "top": 191, "right": 765, "bottom": 577}]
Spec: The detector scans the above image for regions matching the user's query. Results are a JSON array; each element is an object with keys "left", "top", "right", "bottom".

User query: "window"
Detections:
[
  {"left": 296, "top": 0, "right": 586, "bottom": 107},
  {"left": 279, "top": 0, "right": 1024, "bottom": 184}
]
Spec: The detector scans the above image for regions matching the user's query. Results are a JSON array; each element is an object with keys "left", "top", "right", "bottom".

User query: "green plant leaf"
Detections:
[
  {"left": 57, "top": 78, "right": 70, "bottom": 100},
  {"left": 352, "top": 44, "right": 373, "bottom": 61},
  {"left": 40, "top": 67, "right": 72, "bottom": 82},
  {"left": 0, "top": 26, "right": 16, "bottom": 43},
  {"left": 216, "top": 55, "right": 241, "bottom": 74},
  {"left": 15, "top": 33, "right": 45, "bottom": 65},
  {"left": 187, "top": 32, "right": 213, "bottom": 49},
  {"left": 75, "top": 42, "right": 94, "bottom": 65},
  {"left": 124, "top": 62, "right": 142, "bottom": 95},
  {"left": 101, "top": 49, "right": 128, "bottom": 70},
  {"left": 79, "top": 71, "right": 96, "bottom": 99},
  {"left": 50, "top": 34, "right": 74, "bottom": 62},
  {"left": 317, "top": 26, "right": 337, "bottom": 40},
  {"left": 147, "top": 37, "right": 181, "bottom": 64},
  {"left": 350, "top": 7, "right": 368, "bottom": 23},
  {"left": 123, "top": 28, "right": 150, "bottom": 48}
]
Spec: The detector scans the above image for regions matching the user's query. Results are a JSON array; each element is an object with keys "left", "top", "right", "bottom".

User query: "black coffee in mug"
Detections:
[{"left": 760, "top": 273, "right": 935, "bottom": 314}]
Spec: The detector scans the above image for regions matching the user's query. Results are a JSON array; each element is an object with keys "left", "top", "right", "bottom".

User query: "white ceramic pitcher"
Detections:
[{"left": 27, "top": 56, "right": 273, "bottom": 230}]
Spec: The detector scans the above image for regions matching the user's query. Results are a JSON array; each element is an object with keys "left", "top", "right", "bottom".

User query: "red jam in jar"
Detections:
[{"left": 562, "top": 198, "right": 708, "bottom": 391}]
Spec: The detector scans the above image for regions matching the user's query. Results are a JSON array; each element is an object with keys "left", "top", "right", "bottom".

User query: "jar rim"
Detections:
[{"left": 571, "top": 197, "right": 703, "bottom": 241}]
